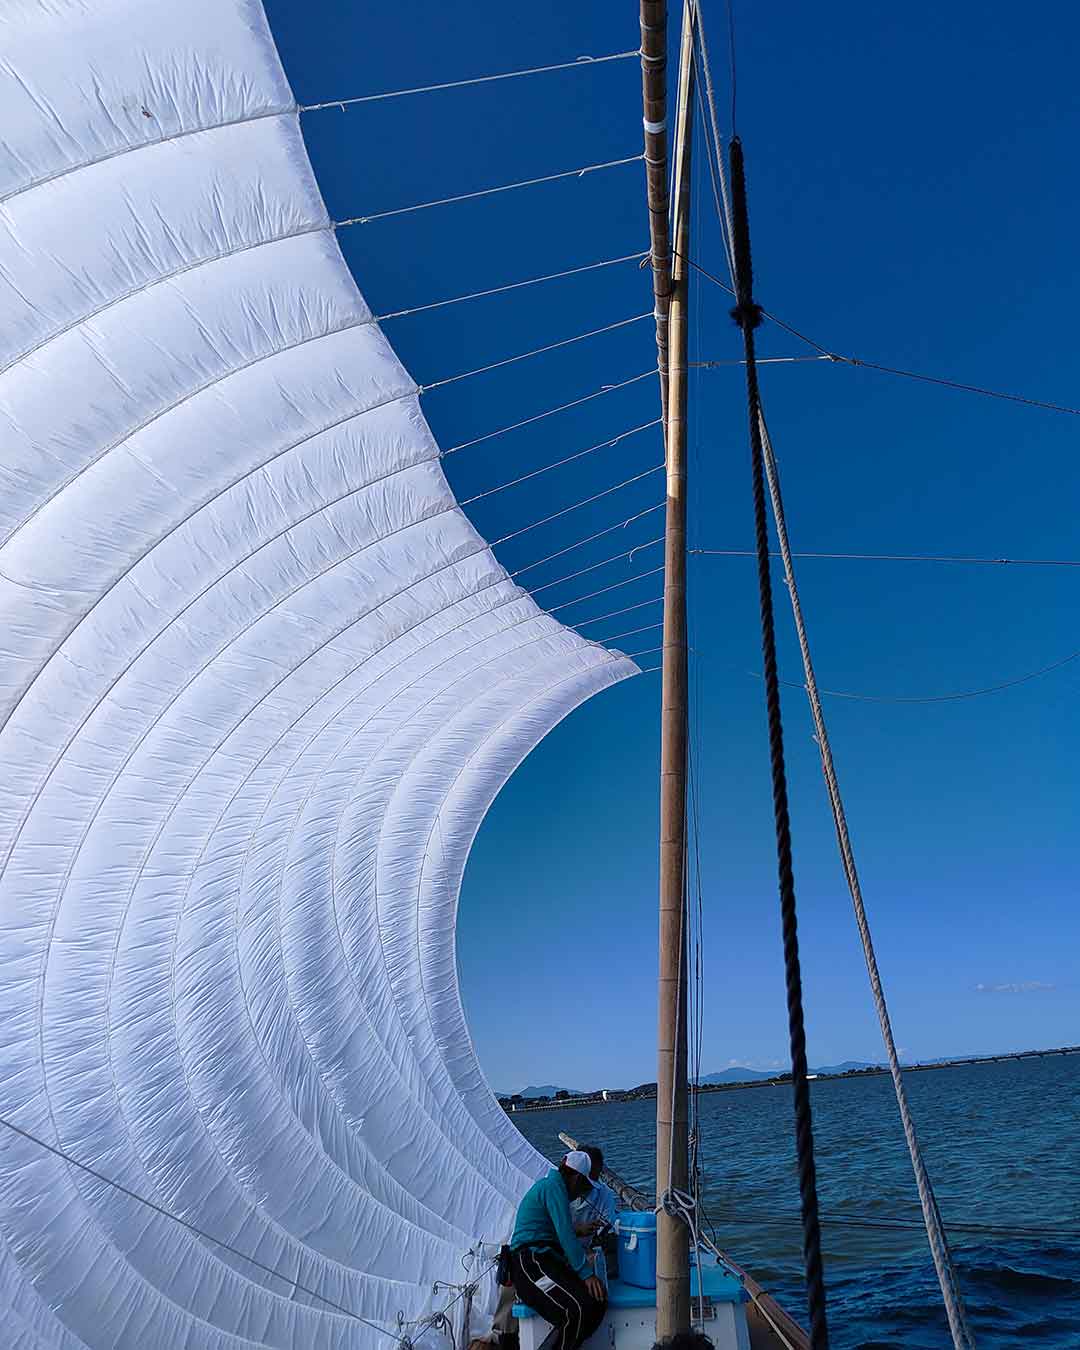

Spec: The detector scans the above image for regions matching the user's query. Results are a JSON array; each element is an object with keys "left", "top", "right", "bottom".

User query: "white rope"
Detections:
[
  {"left": 422, "top": 313, "right": 653, "bottom": 393},
  {"left": 548, "top": 564, "right": 666, "bottom": 612},
  {"left": 300, "top": 50, "right": 640, "bottom": 112},
  {"left": 378, "top": 251, "right": 648, "bottom": 321},
  {"left": 691, "top": 354, "right": 832, "bottom": 367},
  {"left": 509, "top": 503, "right": 665, "bottom": 577},
  {"left": 491, "top": 464, "right": 663, "bottom": 546},
  {"left": 758, "top": 410, "right": 977, "bottom": 1350},
  {"left": 690, "top": 0, "right": 738, "bottom": 285},
  {"left": 335, "top": 154, "right": 644, "bottom": 228},
  {"left": 529, "top": 538, "right": 664, "bottom": 595},
  {"left": 459, "top": 420, "right": 661, "bottom": 506}
]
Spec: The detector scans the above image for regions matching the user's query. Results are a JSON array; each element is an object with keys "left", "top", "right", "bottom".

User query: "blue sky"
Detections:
[{"left": 268, "top": 1, "right": 1078, "bottom": 1093}]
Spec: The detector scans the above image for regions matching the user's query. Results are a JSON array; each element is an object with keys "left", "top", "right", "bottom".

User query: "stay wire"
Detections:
[
  {"left": 690, "top": 0, "right": 738, "bottom": 284},
  {"left": 681, "top": 251, "right": 1080, "bottom": 419},
  {"left": 548, "top": 565, "right": 666, "bottom": 613},
  {"left": 575, "top": 595, "right": 665, "bottom": 628},
  {"left": 299, "top": 50, "right": 640, "bottom": 112},
  {"left": 777, "top": 645, "right": 1080, "bottom": 705},
  {"left": 335, "top": 154, "right": 644, "bottom": 228},
  {"left": 443, "top": 370, "right": 659, "bottom": 456},
  {"left": 421, "top": 312, "right": 652, "bottom": 393},
  {"left": 527, "top": 538, "right": 665, "bottom": 595},
  {"left": 378, "top": 250, "right": 648, "bottom": 322},
  {"left": 459, "top": 420, "right": 661, "bottom": 507},
  {"left": 728, "top": 135, "right": 830, "bottom": 1350},
  {"left": 0, "top": 1113, "right": 397, "bottom": 1338},
  {"left": 693, "top": 547, "right": 1080, "bottom": 567},
  {"left": 490, "top": 463, "right": 664, "bottom": 547},
  {"left": 508, "top": 503, "right": 665, "bottom": 577}
]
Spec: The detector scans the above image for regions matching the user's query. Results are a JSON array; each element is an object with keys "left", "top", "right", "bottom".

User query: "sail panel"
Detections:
[{"left": 0, "top": 2, "right": 638, "bottom": 1346}]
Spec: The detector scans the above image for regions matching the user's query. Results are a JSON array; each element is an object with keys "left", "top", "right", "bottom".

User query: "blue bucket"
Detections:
[{"left": 615, "top": 1210, "right": 656, "bottom": 1289}]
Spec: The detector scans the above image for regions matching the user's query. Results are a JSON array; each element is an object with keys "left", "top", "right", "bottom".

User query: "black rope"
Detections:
[{"left": 727, "top": 135, "right": 830, "bottom": 1350}]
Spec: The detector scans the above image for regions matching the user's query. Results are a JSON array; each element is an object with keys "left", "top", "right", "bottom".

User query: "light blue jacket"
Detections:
[{"left": 510, "top": 1168, "right": 589, "bottom": 1275}]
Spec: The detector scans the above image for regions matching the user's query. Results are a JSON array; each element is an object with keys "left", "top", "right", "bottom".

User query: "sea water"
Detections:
[{"left": 509, "top": 1055, "right": 1080, "bottom": 1348}]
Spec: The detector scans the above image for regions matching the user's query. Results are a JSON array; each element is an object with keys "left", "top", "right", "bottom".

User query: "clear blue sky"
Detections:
[{"left": 267, "top": 1, "right": 1078, "bottom": 1093}]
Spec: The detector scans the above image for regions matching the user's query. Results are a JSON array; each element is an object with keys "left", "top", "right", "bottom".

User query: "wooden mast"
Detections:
[{"left": 655, "top": 1, "right": 695, "bottom": 1340}]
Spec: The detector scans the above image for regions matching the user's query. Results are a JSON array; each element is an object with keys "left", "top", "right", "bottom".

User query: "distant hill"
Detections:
[
  {"left": 696, "top": 1067, "right": 776, "bottom": 1085},
  {"left": 698, "top": 1061, "right": 882, "bottom": 1085},
  {"left": 516, "top": 1085, "right": 585, "bottom": 1099}
]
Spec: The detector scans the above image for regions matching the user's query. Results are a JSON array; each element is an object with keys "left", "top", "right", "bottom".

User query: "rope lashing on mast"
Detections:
[{"left": 727, "top": 134, "right": 830, "bottom": 1350}]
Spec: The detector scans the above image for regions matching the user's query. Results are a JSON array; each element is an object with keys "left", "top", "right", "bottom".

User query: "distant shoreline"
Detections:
[{"left": 499, "top": 1043, "right": 1080, "bottom": 1113}]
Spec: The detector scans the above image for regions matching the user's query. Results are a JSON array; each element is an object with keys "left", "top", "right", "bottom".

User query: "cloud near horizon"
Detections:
[{"left": 974, "top": 980, "right": 1055, "bottom": 995}]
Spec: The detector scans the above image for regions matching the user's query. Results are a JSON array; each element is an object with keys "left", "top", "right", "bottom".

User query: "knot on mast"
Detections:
[{"left": 729, "top": 300, "right": 763, "bottom": 330}]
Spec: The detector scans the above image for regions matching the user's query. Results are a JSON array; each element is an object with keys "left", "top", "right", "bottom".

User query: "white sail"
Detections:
[{"left": 0, "top": 2, "right": 638, "bottom": 1344}]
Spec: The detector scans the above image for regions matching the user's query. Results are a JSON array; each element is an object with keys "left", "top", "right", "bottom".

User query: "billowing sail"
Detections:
[{"left": 0, "top": 2, "right": 637, "bottom": 1344}]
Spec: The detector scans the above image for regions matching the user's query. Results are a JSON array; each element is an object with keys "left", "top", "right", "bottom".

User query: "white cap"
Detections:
[{"left": 562, "top": 1150, "right": 594, "bottom": 1185}]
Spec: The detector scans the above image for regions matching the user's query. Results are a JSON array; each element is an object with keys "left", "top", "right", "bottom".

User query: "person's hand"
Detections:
[
  {"left": 585, "top": 1276, "right": 605, "bottom": 1302},
  {"left": 573, "top": 1223, "right": 591, "bottom": 1237}
]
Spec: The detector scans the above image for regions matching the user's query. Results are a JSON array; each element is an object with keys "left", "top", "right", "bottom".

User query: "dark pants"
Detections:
[{"left": 509, "top": 1248, "right": 606, "bottom": 1350}]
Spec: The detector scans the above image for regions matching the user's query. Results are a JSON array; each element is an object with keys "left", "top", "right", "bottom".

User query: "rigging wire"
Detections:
[
  {"left": 378, "top": 250, "right": 648, "bottom": 321},
  {"left": 681, "top": 250, "right": 1080, "bottom": 418},
  {"left": 548, "top": 564, "right": 666, "bottom": 613},
  {"left": 707, "top": 1206, "right": 1080, "bottom": 1243},
  {"left": 459, "top": 420, "right": 661, "bottom": 506},
  {"left": 0, "top": 1114, "right": 398, "bottom": 1338},
  {"left": 775, "top": 645, "right": 1080, "bottom": 705},
  {"left": 690, "top": 354, "right": 828, "bottom": 367},
  {"left": 490, "top": 464, "right": 664, "bottom": 547},
  {"left": 299, "top": 50, "right": 641, "bottom": 112},
  {"left": 601, "top": 620, "right": 665, "bottom": 643},
  {"left": 508, "top": 503, "right": 665, "bottom": 577},
  {"left": 528, "top": 538, "right": 665, "bottom": 595},
  {"left": 420, "top": 312, "right": 652, "bottom": 393},
  {"left": 575, "top": 595, "right": 665, "bottom": 628},
  {"left": 335, "top": 154, "right": 644, "bottom": 228},
  {"left": 693, "top": 547, "right": 1080, "bottom": 567},
  {"left": 690, "top": 0, "right": 738, "bottom": 284},
  {"left": 724, "top": 0, "right": 739, "bottom": 134},
  {"left": 755, "top": 411, "right": 977, "bottom": 1347},
  {"left": 444, "top": 370, "right": 659, "bottom": 456}
]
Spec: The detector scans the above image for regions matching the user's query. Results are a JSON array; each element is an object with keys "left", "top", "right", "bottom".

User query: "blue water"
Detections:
[{"left": 508, "top": 1055, "right": 1080, "bottom": 1347}]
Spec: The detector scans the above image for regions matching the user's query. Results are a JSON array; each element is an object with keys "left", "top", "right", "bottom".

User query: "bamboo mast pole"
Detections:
[
  {"left": 639, "top": 0, "right": 672, "bottom": 420},
  {"left": 655, "top": 2, "right": 695, "bottom": 1340}
]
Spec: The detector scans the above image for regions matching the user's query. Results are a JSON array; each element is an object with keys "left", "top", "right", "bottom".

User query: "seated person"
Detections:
[
  {"left": 572, "top": 1146, "right": 618, "bottom": 1284},
  {"left": 508, "top": 1151, "right": 607, "bottom": 1350}
]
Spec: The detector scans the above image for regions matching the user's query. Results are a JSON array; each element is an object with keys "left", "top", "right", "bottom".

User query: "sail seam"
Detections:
[
  {"left": 0, "top": 105, "right": 299, "bottom": 209},
  {"left": 0, "top": 222, "right": 329, "bottom": 380},
  {"left": 1, "top": 315, "right": 396, "bottom": 553}
]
